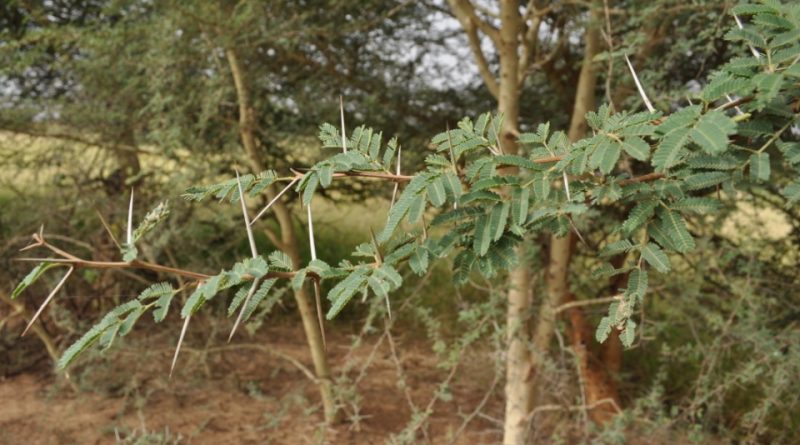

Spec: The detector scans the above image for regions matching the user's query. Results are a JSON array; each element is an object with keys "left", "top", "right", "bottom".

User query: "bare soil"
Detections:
[{"left": 0, "top": 321, "right": 502, "bottom": 445}]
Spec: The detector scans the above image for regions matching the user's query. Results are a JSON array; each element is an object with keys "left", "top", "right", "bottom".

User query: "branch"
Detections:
[
  {"left": 15, "top": 232, "right": 299, "bottom": 281},
  {"left": 463, "top": 18, "right": 500, "bottom": 99},
  {"left": 447, "top": 0, "right": 500, "bottom": 99},
  {"left": 447, "top": 0, "right": 500, "bottom": 45},
  {"left": 518, "top": 2, "right": 552, "bottom": 82}
]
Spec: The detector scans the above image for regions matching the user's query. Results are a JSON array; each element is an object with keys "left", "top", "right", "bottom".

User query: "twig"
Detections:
[
  {"left": 553, "top": 295, "right": 621, "bottom": 315},
  {"left": 447, "top": 370, "right": 501, "bottom": 445},
  {"left": 526, "top": 398, "right": 622, "bottom": 421}
]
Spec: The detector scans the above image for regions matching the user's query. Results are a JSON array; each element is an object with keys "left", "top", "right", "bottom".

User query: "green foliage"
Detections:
[
  {"left": 122, "top": 201, "right": 170, "bottom": 262},
  {"left": 11, "top": 262, "right": 61, "bottom": 299},
  {"left": 25, "top": 1, "right": 800, "bottom": 392},
  {"left": 183, "top": 171, "right": 278, "bottom": 202},
  {"left": 181, "top": 256, "right": 269, "bottom": 317}
]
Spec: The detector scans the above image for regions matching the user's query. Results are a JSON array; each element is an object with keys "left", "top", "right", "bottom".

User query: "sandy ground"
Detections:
[{"left": 0, "top": 322, "right": 502, "bottom": 445}]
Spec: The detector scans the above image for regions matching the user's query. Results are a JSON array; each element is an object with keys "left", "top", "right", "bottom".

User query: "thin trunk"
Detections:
[
  {"left": 564, "top": 292, "right": 621, "bottom": 424},
  {"left": 495, "top": 3, "right": 537, "bottom": 444},
  {"left": 539, "top": 8, "right": 622, "bottom": 426},
  {"left": 225, "top": 48, "right": 338, "bottom": 424},
  {"left": 530, "top": 8, "right": 601, "bottom": 385},
  {"left": 533, "top": 5, "right": 601, "bottom": 383}
]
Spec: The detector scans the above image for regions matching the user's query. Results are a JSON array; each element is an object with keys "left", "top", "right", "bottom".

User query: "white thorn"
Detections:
[
  {"left": 726, "top": 94, "right": 744, "bottom": 115},
  {"left": 126, "top": 188, "right": 134, "bottom": 246},
  {"left": 340, "top": 96, "right": 348, "bottom": 153},
  {"left": 624, "top": 54, "right": 655, "bottom": 113},
  {"left": 562, "top": 171, "right": 572, "bottom": 202},
  {"left": 170, "top": 314, "right": 191, "bottom": 378},
  {"left": 22, "top": 267, "right": 73, "bottom": 337},
  {"left": 307, "top": 202, "right": 317, "bottom": 261},
  {"left": 235, "top": 170, "right": 258, "bottom": 258},
  {"left": 250, "top": 177, "right": 299, "bottom": 225},
  {"left": 390, "top": 146, "right": 402, "bottom": 211},
  {"left": 733, "top": 14, "right": 761, "bottom": 60},
  {"left": 228, "top": 279, "right": 260, "bottom": 342},
  {"left": 313, "top": 280, "right": 327, "bottom": 351}
]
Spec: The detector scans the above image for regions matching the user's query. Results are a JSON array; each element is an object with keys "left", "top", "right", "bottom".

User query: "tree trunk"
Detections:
[
  {"left": 538, "top": 8, "right": 622, "bottom": 426},
  {"left": 225, "top": 48, "right": 338, "bottom": 424},
  {"left": 493, "top": 3, "right": 539, "bottom": 444}
]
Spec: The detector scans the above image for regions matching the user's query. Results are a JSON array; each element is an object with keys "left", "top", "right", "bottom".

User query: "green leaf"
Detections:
[
  {"left": 136, "top": 282, "right": 176, "bottom": 322},
  {"left": 122, "top": 244, "right": 138, "bottom": 262},
  {"left": 782, "top": 181, "right": 800, "bottom": 204},
  {"left": 621, "top": 319, "right": 637, "bottom": 348},
  {"left": 137, "top": 282, "right": 175, "bottom": 302},
  {"left": 57, "top": 300, "right": 141, "bottom": 369},
  {"left": 749, "top": 152, "right": 771, "bottom": 182},
  {"left": 181, "top": 275, "right": 222, "bottom": 317},
  {"left": 318, "top": 165, "right": 334, "bottom": 188},
  {"left": 427, "top": 176, "right": 447, "bottom": 207},
  {"left": 407, "top": 192, "right": 427, "bottom": 224},
  {"left": 326, "top": 268, "right": 370, "bottom": 319},
  {"left": 731, "top": 4, "right": 776, "bottom": 15},
  {"left": 689, "top": 111, "right": 736, "bottom": 154},
  {"left": 622, "top": 200, "right": 657, "bottom": 235},
  {"left": 670, "top": 197, "right": 722, "bottom": 213},
  {"left": 12, "top": 263, "right": 60, "bottom": 299},
  {"left": 653, "top": 127, "right": 691, "bottom": 171},
  {"left": 473, "top": 213, "right": 492, "bottom": 257},
  {"left": 118, "top": 306, "right": 145, "bottom": 336},
  {"left": 620, "top": 136, "right": 650, "bottom": 161},
  {"left": 626, "top": 269, "right": 648, "bottom": 301},
  {"left": 600, "top": 239, "right": 634, "bottom": 257},
  {"left": 373, "top": 265, "right": 403, "bottom": 289},
  {"left": 153, "top": 291, "right": 174, "bottom": 322},
  {"left": 441, "top": 170, "right": 463, "bottom": 200},
  {"left": 269, "top": 251, "right": 294, "bottom": 271},
  {"left": 658, "top": 208, "right": 695, "bottom": 253},
  {"left": 532, "top": 173, "right": 551, "bottom": 200},
  {"left": 241, "top": 279, "right": 278, "bottom": 322},
  {"left": 453, "top": 250, "right": 477, "bottom": 284},
  {"left": 249, "top": 171, "right": 278, "bottom": 196},
  {"left": 378, "top": 174, "right": 430, "bottom": 243},
  {"left": 302, "top": 174, "right": 319, "bottom": 205},
  {"left": 640, "top": 242, "right": 671, "bottom": 273},
  {"left": 493, "top": 154, "right": 537, "bottom": 169},
  {"left": 489, "top": 202, "right": 510, "bottom": 242},
  {"left": 595, "top": 316, "right": 613, "bottom": 343},
  {"left": 291, "top": 268, "right": 308, "bottom": 290},
  {"left": 512, "top": 187, "right": 530, "bottom": 226},
  {"left": 684, "top": 171, "right": 728, "bottom": 191},
  {"left": 590, "top": 137, "right": 621, "bottom": 174},
  {"left": 409, "top": 247, "right": 429, "bottom": 275}
]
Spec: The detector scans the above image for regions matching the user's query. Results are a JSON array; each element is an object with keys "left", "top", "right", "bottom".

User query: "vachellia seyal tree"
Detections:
[{"left": 9, "top": 1, "right": 800, "bottom": 444}]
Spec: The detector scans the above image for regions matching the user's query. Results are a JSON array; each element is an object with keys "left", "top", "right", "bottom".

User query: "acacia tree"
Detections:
[
  {"left": 1, "top": 0, "right": 459, "bottom": 425},
  {"left": 442, "top": 0, "right": 743, "bottom": 440},
  {"left": 9, "top": 1, "right": 800, "bottom": 442}
]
